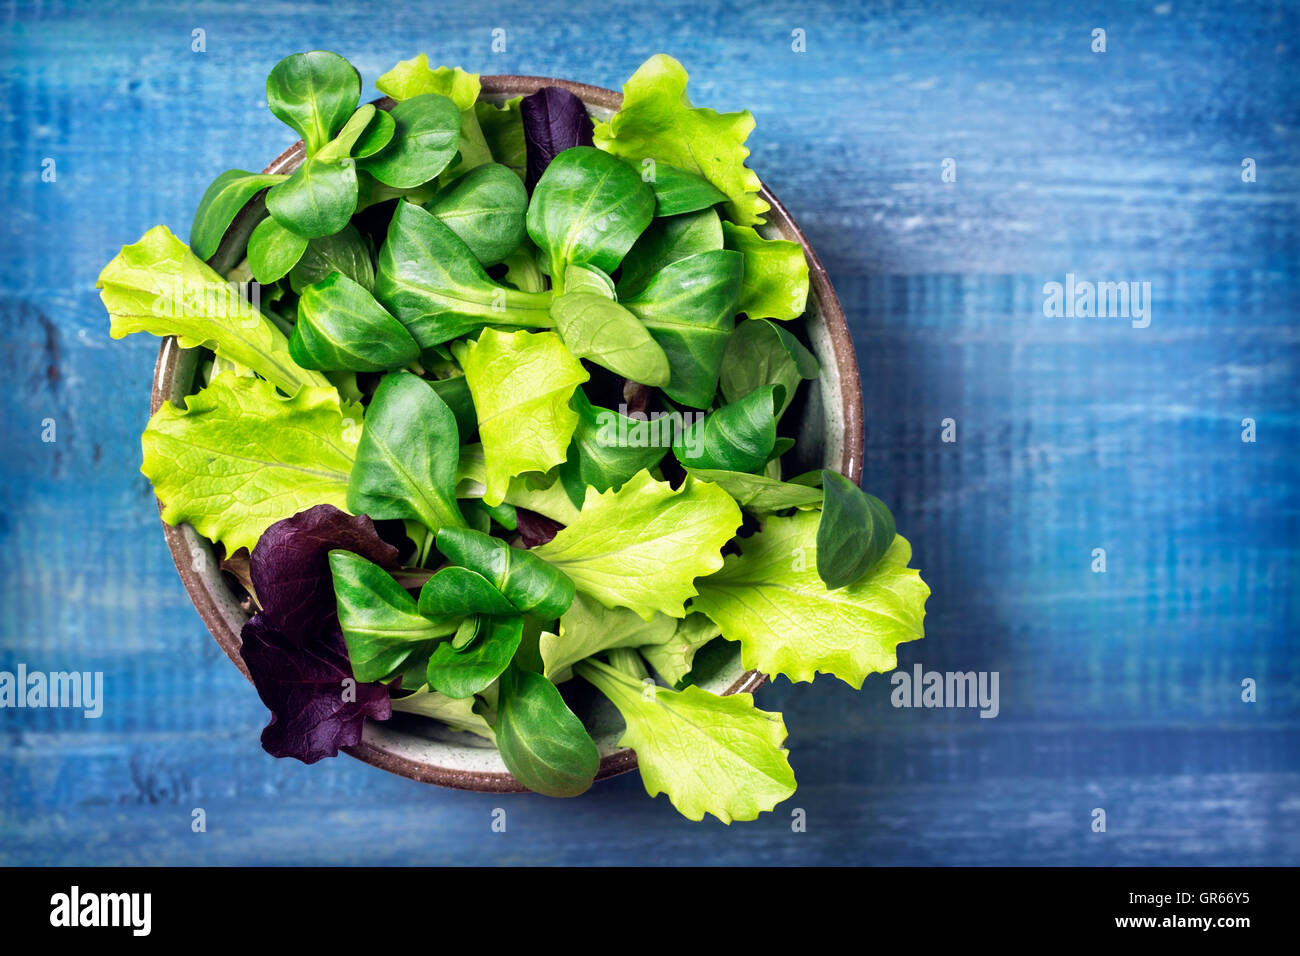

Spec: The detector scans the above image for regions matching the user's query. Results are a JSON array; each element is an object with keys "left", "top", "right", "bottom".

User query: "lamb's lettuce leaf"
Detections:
[
  {"left": 247, "top": 215, "right": 308, "bottom": 284},
  {"left": 357, "top": 93, "right": 462, "bottom": 189},
  {"left": 576, "top": 657, "right": 795, "bottom": 822},
  {"left": 693, "top": 511, "right": 928, "bottom": 687},
  {"left": 141, "top": 374, "right": 358, "bottom": 554},
  {"left": 347, "top": 371, "right": 466, "bottom": 534},
  {"left": 374, "top": 201, "right": 553, "bottom": 347},
  {"left": 456, "top": 328, "right": 588, "bottom": 506},
  {"left": 329, "top": 549, "right": 459, "bottom": 683},
  {"left": 426, "top": 615, "right": 524, "bottom": 699},
  {"left": 98, "top": 225, "right": 330, "bottom": 395},
  {"left": 425, "top": 162, "right": 528, "bottom": 266},
  {"left": 434, "top": 526, "right": 576, "bottom": 620},
  {"left": 648, "top": 163, "right": 728, "bottom": 217},
  {"left": 557, "top": 388, "right": 669, "bottom": 507},
  {"left": 374, "top": 56, "right": 492, "bottom": 182},
  {"left": 266, "top": 50, "right": 361, "bottom": 157},
  {"left": 494, "top": 663, "right": 599, "bottom": 798},
  {"left": 719, "top": 317, "right": 818, "bottom": 416},
  {"left": 817, "top": 471, "right": 897, "bottom": 589},
  {"left": 617, "top": 207, "right": 722, "bottom": 300},
  {"left": 526, "top": 146, "right": 655, "bottom": 290},
  {"left": 673, "top": 384, "right": 782, "bottom": 474},
  {"left": 593, "top": 54, "right": 769, "bottom": 226},
  {"left": 417, "top": 566, "right": 516, "bottom": 619},
  {"left": 289, "top": 224, "right": 375, "bottom": 292},
  {"left": 189, "top": 170, "right": 287, "bottom": 261},
  {"left": 550, "top": 291, "right": 670, "bottom": 387},
  {"left": 291, "top": 272, "right": 421, "bottom": 371},
  {"left": 533, "top": 470, "right": 742, "bottom": 620},
  {"left": 622, "top": 248, "right": 743, "bottom": 408},
  {"left": 722, "top": 222, "right": 809, "bottom": 321}
]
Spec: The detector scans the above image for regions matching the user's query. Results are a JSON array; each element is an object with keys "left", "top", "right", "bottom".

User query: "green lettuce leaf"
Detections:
[
  {"left": 141, "top": 374, "right": 359, "bottom": 554},
  {"left": 684, "top": 468, "right": 823, "bottom": 512},
  {"left": 456, "top": 328, "right": 588, "bottom": 507},
  {"left": 540, "top": 591, "right": 676, "bottom": 680},
  {"left": 693, "top": 511, "right": 929, "bottom": 687},
  {"left": 454, "top": 444, "right": 582, "bottom": 525},
  {"left": 721, "top": 222, "right": 809, "bottom": 320},
  {"left": 593, "top": 54, "right": 769, "bottom": 226},
  {"left": 576, "top": 657, "right": 795, "bottom": 822},
  {"left": 532, "top": 470, "right": 742, "bottom": 620},
  {"left": 640, "top": 612, "right": 722, "bottom": 686},
  {"left": 98, "top": 225, "right": 330, "bottom": 396},
  {"left": 475, "top": 96, "right": 527, "bottom": 181},
  {"left": 390, "top": 685, "right": 495, "bottom": 740}
]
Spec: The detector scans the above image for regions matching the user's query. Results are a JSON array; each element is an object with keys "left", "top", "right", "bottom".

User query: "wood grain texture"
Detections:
[{"left": 1, "top": 0, "right": 1297, "bottom": 865}]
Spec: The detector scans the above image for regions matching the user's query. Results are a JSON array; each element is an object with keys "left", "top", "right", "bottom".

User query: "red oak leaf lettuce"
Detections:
[
  {"left": 250, "top": 503, "right": 400, "bottom": 647},
  {"left": 521, "top": 87, "right": 595, "bottom": 192},
  {"left": 240, "top": 614, "right": 392, "bottom": 763}
]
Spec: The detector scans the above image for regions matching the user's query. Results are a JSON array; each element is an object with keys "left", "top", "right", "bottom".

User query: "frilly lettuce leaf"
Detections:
[
  {"left": 721, "top": 222, "right": 809, "bottom": 320},
  {"left": 693, "top": 511, "right": 929, "bottom": 688},
  {"left": 377, "top": 54, "right": 480, "bottom": 109},
  {"left": 533, "top": 470, "right": 742, "bottom": 620},
  {"left": 98, "top": 225, "right": 330, "bottom": 396},
  {"left": 141, "top": 374, "right": 360, "bottom": 554},
  {"left": 456, "top": 329, "right": 588, "bottom": 507},
  {"left": 390, "top": 685, "right": 495, "bottom": 740},
  {"left": 593, "top": 54, "right": 769, "bottom": 226},
  {"left": 540, "top": 591, "right": 677, "bottom": 681},
  {"left": 454, "top": 444, "right": 582, "bottom": 525},
  {"left": 639, "top": 612, "right": 721, "bottom": 686},
  {"left": 576, "top": 657, "right": 795, "bottom": 823}
]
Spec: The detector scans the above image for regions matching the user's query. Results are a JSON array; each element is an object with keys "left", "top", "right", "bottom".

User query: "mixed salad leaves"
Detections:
[{"left": 98, "top": 51, "right": 930, "bottom": 823}]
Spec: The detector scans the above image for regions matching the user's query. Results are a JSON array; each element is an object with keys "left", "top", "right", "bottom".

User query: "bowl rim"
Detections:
[{"left": 149, "top": 72, "right": 864, "bottom": 793}]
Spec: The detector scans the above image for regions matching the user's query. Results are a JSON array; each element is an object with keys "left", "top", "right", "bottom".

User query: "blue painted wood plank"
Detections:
[{"left": 1, "top": 0, "right": 1297, "bottom": 864}]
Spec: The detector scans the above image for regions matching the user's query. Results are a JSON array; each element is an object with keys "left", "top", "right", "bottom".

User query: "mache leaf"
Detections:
[
  {"left": 494, "top": 663, "right": 599, "bottom": 797},
  {"left": 817, "top": 471, "right": 897, "bottom": 589},
  {"left": 435, "top": 526, "right": 576, "bottom": 620},
  {"left": 291, "top": 272, "right": 421, "bottom": 372}
]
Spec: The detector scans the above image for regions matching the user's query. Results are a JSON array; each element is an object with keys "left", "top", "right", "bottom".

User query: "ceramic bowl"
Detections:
[{"left": 150, "top": 74, "right": 863, "bottom": 791}]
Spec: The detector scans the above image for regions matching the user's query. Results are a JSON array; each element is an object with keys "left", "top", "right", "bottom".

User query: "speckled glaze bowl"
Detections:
[{"left": 150, "top": 75, "right": 863, "bottom": 792}]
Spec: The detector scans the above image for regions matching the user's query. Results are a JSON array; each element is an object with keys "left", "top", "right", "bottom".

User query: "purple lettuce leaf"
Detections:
[
  {"left": 240, "top": 614, "right": 392, "bottom": 764},
  {"left": 249, "top": 504, "right": 400, "bottom": 648},
  {"left": 521, "top": 86, "right": 595, "bottom": 192},
  {"left": 515, "top": 507, "right": 564, "bottom": 548}
]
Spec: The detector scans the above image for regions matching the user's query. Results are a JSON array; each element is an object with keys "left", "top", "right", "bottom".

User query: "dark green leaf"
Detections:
[
  {"left": 816, "top": 471, "right": 897, "bottom": 589},
  {"left": 649, "top": 163, "right": 728, "bottom": 216},
  {"left": 358, "top": 93, "right": 462, "bottom": 189},
  {"left": 289, "top": 224, "right": 374, "bottom": 292},
  {"left": 435, "top": 526, "right": 575, "bottom": 620},
  {"left": 551, "top": 292, "right": 670, "bottom": 387},
  {"left": 622, "top": 248, "right": 743, "bottom": 408},
  {"left": 426, "top": 374, "right": 477, "bottom": 442},
  {"left": 189, "top": 169, "right": 287, "bottom": 261},
  {"left": 526, "top": 146, "right": 655, "bottom": 287},
  {"left": 266, "top": 51, "right": 361, "bottom": 157},
  {"left": 329, "top": 549, "right": 458, "bottom": 683},
  {"left": 247, "top": 215, "right": 308, "bottom": 284},
  {"left": 558, "top": 388, "right": 668, "bottom": 507},
  {"left": 290, "top": 272, "right": 420, "bottom": 371},
  {"left": 685, "top": 467, "right": 823, "bottom": 512},
  {"left": 426, "top": 162, "right": 528, "bottom": 266},
  {"left": 265, "top": 155, "right": 358, "bottom": 238},
  {"left": 418, "top": 566, "right": 517, "bottom": 618},
  {"left": 351, "top": 107, "right": 396, "bottom": 159},
  {"left": 720, "top": 318, "right": 818, "bottom": 417},
  {"left": 347, "top": 371, "right": 466, "bottom": 533},
  {"left": 616, "top": 207, "right": 722, "bottom": 300},
  {"left": 374, "top": 201, "right": 553, "bottom": 347},
  {"left": 494, "top": 663, "right": 599, "bottom": 797},
  {"left": 426, "top": 615, "right": 524, "bottom": 698},
  {"left": 674, "top": 384, "right": 781, "bottom": 473}
]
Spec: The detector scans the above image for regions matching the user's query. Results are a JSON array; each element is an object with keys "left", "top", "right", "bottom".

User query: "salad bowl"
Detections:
[{"left": 149, "top": 74, "right": 864, "bottom": 792}]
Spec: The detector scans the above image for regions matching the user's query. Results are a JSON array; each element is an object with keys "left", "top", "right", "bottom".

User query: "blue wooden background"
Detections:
[{"left": 1, "top": 0, "right": 1297, "bottom": 865}]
